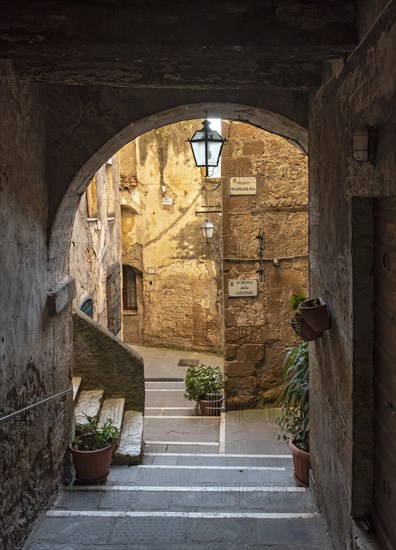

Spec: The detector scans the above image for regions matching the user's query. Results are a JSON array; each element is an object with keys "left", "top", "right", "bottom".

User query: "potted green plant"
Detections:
[
  {"left": 184, "top": 364, "right": 225, "bottom": 416},
  {"left": 69, "top": 413, "right": 120, "bottom": 484},
  {"left": 276, "top": 341, "right": 310, "bottom": 486}
]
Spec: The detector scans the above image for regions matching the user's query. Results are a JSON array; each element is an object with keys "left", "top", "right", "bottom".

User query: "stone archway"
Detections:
[
  {"left": 49, "top": 101, "right": 307, "bottom": 277},
  {"left": 55, "top": 103, "right": 308, "bottom": 410}
]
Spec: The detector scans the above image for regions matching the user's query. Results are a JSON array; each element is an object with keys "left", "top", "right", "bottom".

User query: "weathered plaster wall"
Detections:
[
  {"left": 309, "top": 7, "right": 396, "bottom": 549},
  {"left": 222, "top": 122, "right": 308, "bottom": 408},
  {"left": 73, "top": 312, "right": 144, "bottom": 412},
  {"left": 69, "top": 159, "right": 122, "bottom": 333},
  {"left": 120, "top": 121, "right": 223, "bottom": 352},
  {"left": 0, "top": 75, "right": 73, "bottom": 549}
]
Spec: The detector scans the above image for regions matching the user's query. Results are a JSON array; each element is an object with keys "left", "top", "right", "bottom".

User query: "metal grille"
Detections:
[
  {"left": 201, "top": 393, "right": 224, "bottom": 416},
  {"left": 145, "top": 378, "right": 184, "bottom": 382}
]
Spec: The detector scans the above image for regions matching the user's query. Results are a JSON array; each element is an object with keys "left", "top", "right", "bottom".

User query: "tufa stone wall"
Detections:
[
  {"left": 119, "top": 121, "right": 223, "bottom": 352},
  {"left": 0, "top": 76, "right": 74, "bottom": 550},
  {"left": 73, "top": 311, "right": 145, "bottom": 412},
  {"left": 222, "top": 122, "right": 308, "bottom": 409},
  {"left": 309, "top": 7, "right": 396, "bottom": 549}
]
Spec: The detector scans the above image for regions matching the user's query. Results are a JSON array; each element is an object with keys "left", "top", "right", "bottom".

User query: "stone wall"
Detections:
[
  {"left": 0, "top": 76, "right": 74, "bottom": 549},
  {"left": 120, "top": 121, "right": 223, "bottom": 352},
  {"left": 69, "top": 159, "right": 122, "bottom": 334},
  {"left": 73, "top": 312, "right": 145, "bottom": 412},
  {"left": 222, "top": 122, "right": 308, "bottom": 408},
  {"left": 309, "top": 7, "right": 396, "bottom": 549}
]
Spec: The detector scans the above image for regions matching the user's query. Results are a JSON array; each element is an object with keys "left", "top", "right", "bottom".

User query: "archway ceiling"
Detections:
[{"left": 1, "top": 1, "right": 357, "bottom": 90}]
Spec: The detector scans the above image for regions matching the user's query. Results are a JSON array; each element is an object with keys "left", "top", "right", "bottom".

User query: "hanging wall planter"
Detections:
[
  {"left": 289, "top": 315, "right": 323, "bottom": 342},
  {"left": 299, "top": 297, "right": 331, "bottom": 332}
]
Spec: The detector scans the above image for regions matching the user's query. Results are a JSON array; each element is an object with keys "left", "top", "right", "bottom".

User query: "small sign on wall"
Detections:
[
  {"left": 162, "top": 197, "right": 173, "bottom": 206},
  {"left": 228, "top": 279, "right": 258, "bottom": 297},
  {"left": 229, "top": 176, "right": 257, "bottom": 195}
]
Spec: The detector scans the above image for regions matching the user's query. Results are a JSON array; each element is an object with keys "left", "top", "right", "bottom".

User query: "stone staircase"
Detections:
[
  {"left": 24, "top": 450, "right": 333, "bottom": 549},
  {"left": 24, "top": 374, "right": 334, "bottom": 549},
  {"left": 72, "top": 376, "right": 144, "bottom": 466}
]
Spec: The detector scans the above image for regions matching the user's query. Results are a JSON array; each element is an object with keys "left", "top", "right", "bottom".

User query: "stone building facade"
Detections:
[
  {"left": 117, "top": 120, "right": 308, "bottom": 402},
  {"left": 118, "top": 121, "right": 223, "bottom": 352},
  {"left": 222, "top": 122, "right": 308, "bottom": 408},
  {"left": 69, "top": 158, "right": 122, "bottom": 335},
  {"left": 1, "top": 2, "right": 395, "bottom": 549}
]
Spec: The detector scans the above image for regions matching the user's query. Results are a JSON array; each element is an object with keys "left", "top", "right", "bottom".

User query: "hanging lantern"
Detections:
[{"left": 188, "top": 119, "right": 226, "bottom": 177}]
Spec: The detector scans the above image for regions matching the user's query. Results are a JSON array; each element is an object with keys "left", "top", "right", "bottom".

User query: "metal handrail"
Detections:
[{"left": 0, "top": 388, "right": 73, "bottom": 424}]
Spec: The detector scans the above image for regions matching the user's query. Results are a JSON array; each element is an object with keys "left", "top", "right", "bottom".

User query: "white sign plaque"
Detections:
[
  {"left": 229, "top": 176, "right": 257, "bottom": 195},
  {"left": 162, "top": 197, "right": 173, "bottom": 206},
  {"left": 228, "top": 279, "right": 258, "bottom": 297}
]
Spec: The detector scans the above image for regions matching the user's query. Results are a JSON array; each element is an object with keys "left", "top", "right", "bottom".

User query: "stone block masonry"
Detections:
[
  {"left": 73, "top": 311, "right": 145, "bottom": 412},
  {"left": 222, "top": 122, "right": 308, "bottom": 409}
]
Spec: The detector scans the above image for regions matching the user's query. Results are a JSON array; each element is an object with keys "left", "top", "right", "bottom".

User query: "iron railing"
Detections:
[{"left": 0, "top": 388, "right": 72, "bottom": 424}]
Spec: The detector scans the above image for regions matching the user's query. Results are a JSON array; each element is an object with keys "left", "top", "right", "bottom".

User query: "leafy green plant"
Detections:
[
  {"left": 72, "top": 413, "right": 120, "bottom": 451},
  {"left": 276, "top": 341, "right": 309, "bottom": 451},
  {"left": 290, "top": 293, "right": 307, "bottom": 313},
  {"left": 184, "top": 365, "right": 225, "bottom": 403}
]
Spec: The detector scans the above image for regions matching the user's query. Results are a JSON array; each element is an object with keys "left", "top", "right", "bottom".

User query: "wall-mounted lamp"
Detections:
[
  {"left": 188, "top": 119, "right": 227, "bottom": 177},
  {"left": 200, "top": 218, "right": 222, "bottom": 268},
  {"left": 353, "top": 125, "right": 377, "bottom": 163},
  {"left": 200, "top": 218, "right": 215, "bottom": 241}
]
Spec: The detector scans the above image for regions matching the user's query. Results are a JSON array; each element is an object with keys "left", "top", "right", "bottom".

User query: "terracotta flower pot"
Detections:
[
  {"left": 69, "top": 442, "right": 115, "bottom": 484},
  {"left": 289, "top": 439, "right": 310, "bottom": 486},
  {"left": 299, "top": 297, "right": 331, "bottom": 332}
]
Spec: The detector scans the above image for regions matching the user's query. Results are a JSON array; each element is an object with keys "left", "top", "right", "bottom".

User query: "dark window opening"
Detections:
[
  {"left": 123, "top": 265, "right": 138, "bottom": 310},
  {"left": 80, "top": 298, "right": 94, "bottom": 318}
]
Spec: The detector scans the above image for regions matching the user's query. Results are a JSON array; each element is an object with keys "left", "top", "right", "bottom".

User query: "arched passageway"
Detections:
[
  {"left": 67, "top": 113, "right": 308, "bottom": 409},
  {"left": 49, "top": 101, "right": 307, "bottom": 276},
  {"left": 1, "top": 2, "right": 394, "bottom": 548}
]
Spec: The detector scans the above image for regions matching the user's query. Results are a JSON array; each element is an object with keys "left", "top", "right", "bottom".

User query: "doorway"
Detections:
[{"left": 372, "top": 197, "right": 396, "bottom": 549}]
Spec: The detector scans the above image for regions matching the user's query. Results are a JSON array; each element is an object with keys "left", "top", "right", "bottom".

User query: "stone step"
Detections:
[
  {"left": 113, "top": 411, "right": 144, "bottom": 466},
  {"left": 71, "top": 376, "right": 82, "bottom": 402},
  {"left": 98, "top": 398, "right": 125, "bottom": 431},
  {"left": 144, "top": 442, "right": 221, "bottom": 454},
  {"left": 24, "top": 514, "right": 333, "bottom": 549},
  {"left": 145, "top": 389, "right": 192, "bottom": 408},
  {"left": 56, "top": 484, "right": 314, "bottom": 513},
  {"left": 74, "top": 389, "right": 104, "bottom": 424},
  {"left": 106, "top": 464, "right": 294, "bottom": 487},
  {"left": 142, "top": 453, "right": 292, "bottom": 467},
  {"left": 145, "top": 406, "right": 196, "bottom": 416},
  {"left": 143, "top": 416, "right": 220, "bottom": 444}
]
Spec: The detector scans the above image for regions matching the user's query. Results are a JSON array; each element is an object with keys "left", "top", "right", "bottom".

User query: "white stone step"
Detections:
[
  {"left": 113, "top": 410, "right": 144, "bottom": 466},
  {"left": 74, "top": 390, "right": 104, "bottom": 424},
  {"left": 72, "top": 377, "right": 82, "bottom": 401},
  {"left": 98, "top": 397, "right": 125, "bottom": 431}
]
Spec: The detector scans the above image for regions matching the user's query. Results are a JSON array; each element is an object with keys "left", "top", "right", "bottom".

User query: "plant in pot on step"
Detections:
[
  {"left": 69, "top": 413, "right": 120, "bottom": 484},
  {"left": 184, "top": 364, "right": 225, "bottom": 416},
  {"left": 276, "top": 341, "right": 310, "bottom": 486}
]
